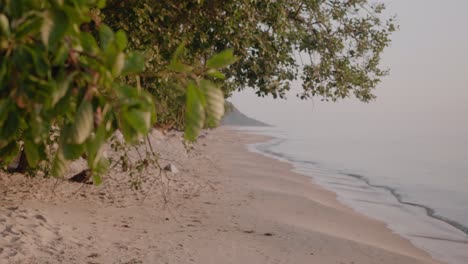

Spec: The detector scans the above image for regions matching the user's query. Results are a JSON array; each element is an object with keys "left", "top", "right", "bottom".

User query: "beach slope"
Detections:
[{"left": 0, "top": 128, "right": 440, "bottom": 263}]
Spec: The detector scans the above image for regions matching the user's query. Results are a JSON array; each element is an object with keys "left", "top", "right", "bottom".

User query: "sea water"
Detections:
[{"left": 235, "top": 123, "right": 468, "bottom": 264}]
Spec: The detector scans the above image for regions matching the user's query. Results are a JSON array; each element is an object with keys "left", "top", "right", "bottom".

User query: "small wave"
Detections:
[
  {"left": 343, "top": 173, "right": 468, "bottom": 236},
  {"left": 253, "top": 140, "right": 468, "bottom": 236},
  {"left": 257, "top": 142, "right": 318, "bottom": 166},
  {"left": 352, "top": 198, "right": 402, "bottom": 208},
  {"left": 409, "top": 234, "right": 468, "bottom": 244},
  {"left": 324, "top": 181, "right": 372, "bottom": 189}
]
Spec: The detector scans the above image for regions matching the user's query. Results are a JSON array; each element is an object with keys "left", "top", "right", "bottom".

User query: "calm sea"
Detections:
[{"left": 235, "top": 122, "right": 468, "bottom": 264}]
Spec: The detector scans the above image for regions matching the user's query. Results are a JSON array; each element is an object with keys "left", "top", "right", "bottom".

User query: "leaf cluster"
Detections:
[
  {"left": 0, "top": 0, "right": 154, "bottom": 182},
  {"left": 167, "top": 45, "right": 237, "bottom": 141},
  {"left": 0, "top": 0, "right": 396, "bottom": 184},
  {"left": 102, "top": 0, "right": 396, "bottom": 117}
]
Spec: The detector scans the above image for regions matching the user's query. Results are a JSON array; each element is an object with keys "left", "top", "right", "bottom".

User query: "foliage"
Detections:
[
  {"left": 167, "top": 44, "right": 234, "bottom": 140},
  {"left": 0, "top": 0, "right": 155, "bottom": 182},
  {"left": 0, "top": 0, "right": 236, "bottom": 181},
  {"left": 103, "top": 0, "right": 396, "bottom": 129},
  {"left": 0, "top": 0, "right": 395, "bottom": 183}
]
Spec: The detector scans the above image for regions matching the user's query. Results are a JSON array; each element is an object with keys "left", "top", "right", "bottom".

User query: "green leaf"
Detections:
[
  {"left": 200, "top": 80, "right": 225, "bottom": 128},
  {"left": 99, "top": 24, "right": 114, "bottom": 50},
  {"left": 0, "top": 99, "right": 10, "bottom": 128},
  {"left": 52, "top": 71, "right": 76, "bottom": 106},
  {"left": 172, "top": 43, "right": 186, "bottom": 62},
  {"left": 52, "top": 44, "right": 69, "bottom": 66},
  {"left": 0, "top": 14, "right": 10, "bottom": 36},
  {"left": 115, "top": 30, "right": 127, "bottom": 51},
  {"left": 86, "top": 123, "right": 107, "bottom": 163},
  {"left": 206, "top": 49, "right": 238, "bottom": 69},
  {"left": 122, "top": 52, "right": 145, "bottom": 75},
  {"left": 184, "top": 82, "right": 205, "bottom": 141},
  {"left": 25, "top": 45, "right": 49, "bottom": 78},
  {"left": 119, "top": 117, "right": 139, "bottom": 143},
  {"left": 123, "top": 109, "right": 151, "bottom": 135},
  {"left": 103, "top": 45, "right": 118, "bottom": 70},
  {"left": 7, "top": 0, "right": 24, "bottom": 18},
  {"left": 62, "top": 5, "right": 89, "bottom": 23},
  {"left": 141, "top": 91, "right": 157, "bottom": 124},
  {"left": 80, "top": 32, "right": 99, "bottom": 55},
  {"left": 28, "top": 114, "right": 50, "bottom": 143},
  {"left": 0, "top": 141, "right": 19, "bottom": 167},
  {"left": 93, "top": 173, "right": 103, "bottom": 185},
  {"left": 167, "top": 43, "right": 193, "bottom": 73},
  {"left": 115, "top": 84, "right": 138, "bottom": 99},
  {"left": 167, "top": 61, "right": 193, "bottom": 73},
  {"left": 91, "top": 157, "right": 108, "bottom": 185},
  {"left": 112, "top": 52, "right": 125, "bottom": 76},
  {"left": 0, "top": 111, "right": 20, "bottom": 143},
  {"left": 97, "top": 0, "right": 107, "bottom": 9},
  {"left": 68, "top": 101, "right": 94, "bottom": 144},
  {"left": 206, "top": 69, "right": 225, "bottom": 80},
  {"left": 51, "top": 152, "right": 68, "bottom": 178},
  {"left": 24, "top": 140, "right": 40, "bottom": 168},
  {"left": 41, "top": 10, "right": 69, "bottom": 48},
  {"left": 15, "top": 15, "right": 43, "bottom": 40},
  {"left": 61, "top": 142, "right": 85, "bottom": 160}
]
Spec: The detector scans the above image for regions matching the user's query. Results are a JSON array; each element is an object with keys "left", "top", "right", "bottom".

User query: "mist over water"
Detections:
[{"left": 230, "top": 1, "right": 468, "bottom": 263}]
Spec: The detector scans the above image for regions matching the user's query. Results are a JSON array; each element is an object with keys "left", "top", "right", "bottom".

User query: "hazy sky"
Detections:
[{"left": 231, "top": 0, "right": 468, "bottom": 131}]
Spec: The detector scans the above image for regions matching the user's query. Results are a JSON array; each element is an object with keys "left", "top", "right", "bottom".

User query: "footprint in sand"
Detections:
[{"left": 0, "top": 206, "right": 67, "bottom": 262}]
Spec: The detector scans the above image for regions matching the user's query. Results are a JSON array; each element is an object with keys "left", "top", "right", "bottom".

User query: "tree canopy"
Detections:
[
  {"left": 0, "top": 0, "right": 395, "bottom": 181},
  {"left": 103, "top": 0, "right": 395, "bottom": 105}
]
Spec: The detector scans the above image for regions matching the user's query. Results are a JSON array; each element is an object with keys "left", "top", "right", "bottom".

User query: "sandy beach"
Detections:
[{"left": 0, "top": 127, "right": 441, "bottom": 264}]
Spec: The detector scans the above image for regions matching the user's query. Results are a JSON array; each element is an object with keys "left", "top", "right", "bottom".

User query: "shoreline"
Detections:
[
  {"left": 0, "top": 127, "right": 442, "bottom": 263},
  {"left": 240, "top": 125, "right": 468, "bottom": 264},
  {"left": 223, "top": 127, "right": 442, "bottom": 264}
]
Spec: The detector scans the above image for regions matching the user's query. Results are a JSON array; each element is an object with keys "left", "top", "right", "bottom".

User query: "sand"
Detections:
[{"left": 0, "top": 128, "right": 442, "bottom": 264}]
